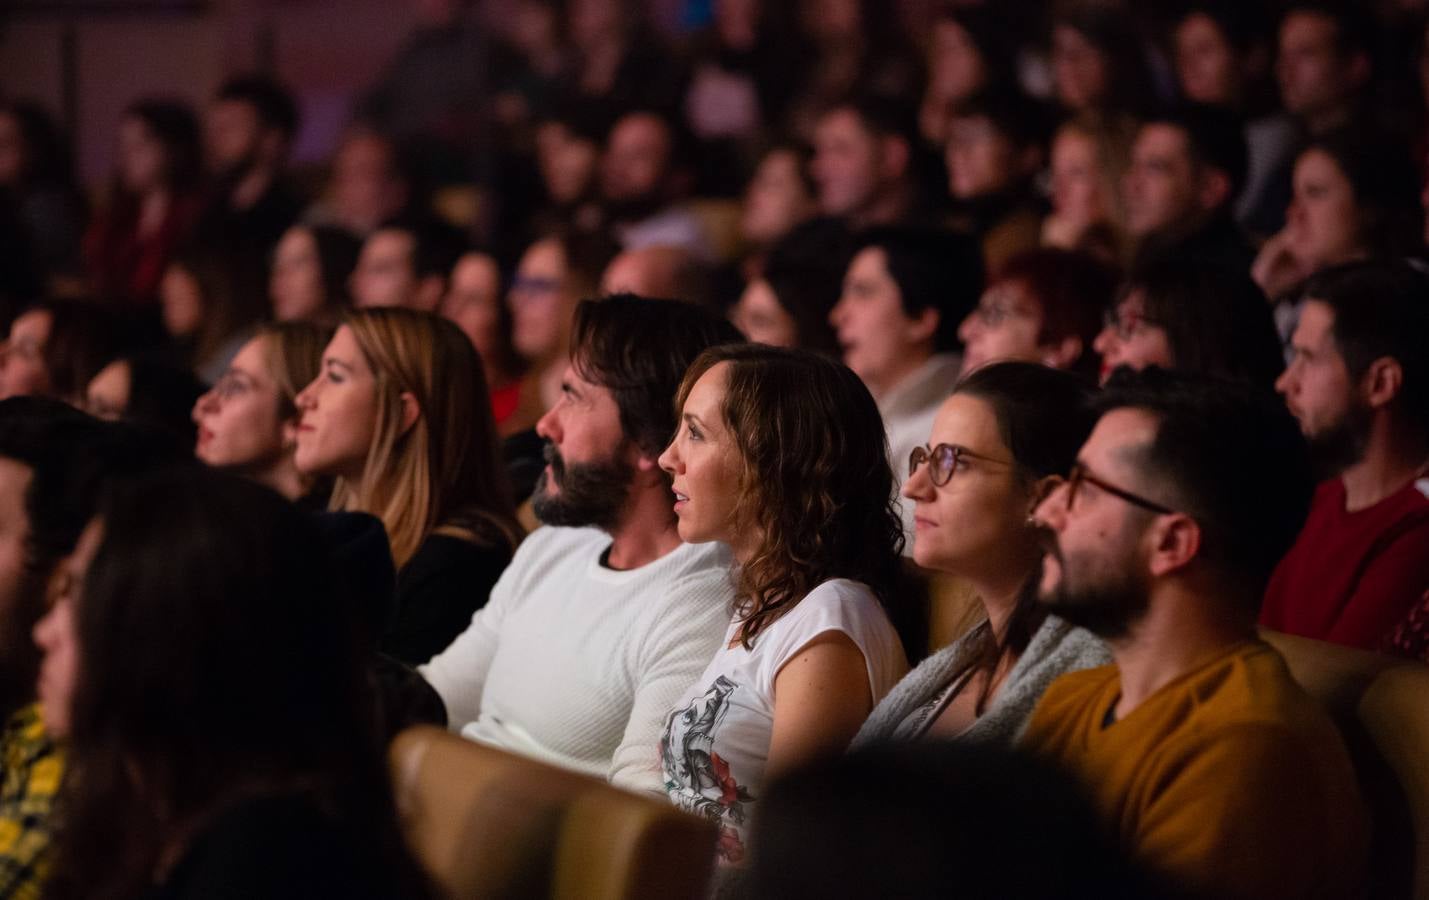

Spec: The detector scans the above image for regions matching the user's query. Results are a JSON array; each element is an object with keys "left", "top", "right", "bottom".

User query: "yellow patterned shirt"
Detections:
[{"left": 0, "top": 703, "right": 62, "bottom": 900}]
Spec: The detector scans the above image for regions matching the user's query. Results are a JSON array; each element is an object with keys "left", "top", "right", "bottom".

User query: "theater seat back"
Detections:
[{"left": 389, "top": 726, "right": 717, "bottom": 899}]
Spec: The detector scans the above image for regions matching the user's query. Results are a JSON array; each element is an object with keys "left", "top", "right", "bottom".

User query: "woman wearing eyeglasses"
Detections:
[{"left": 854, "top": 361, "right": 1109, "bottom": 748}]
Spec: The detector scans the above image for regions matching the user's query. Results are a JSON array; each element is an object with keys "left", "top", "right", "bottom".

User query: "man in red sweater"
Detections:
[{"left": 1262, "top": 262, "right": 1429, "bottom": 650}]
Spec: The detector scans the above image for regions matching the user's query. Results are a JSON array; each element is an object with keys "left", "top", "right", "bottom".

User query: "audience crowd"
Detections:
[{"left": 4, "top": 0, "right": 1429, "bottom": 896}]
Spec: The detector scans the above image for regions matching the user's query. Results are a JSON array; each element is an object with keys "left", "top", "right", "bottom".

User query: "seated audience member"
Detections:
[
  {"left": 1041, "top": 115, "right": 1134, "bottom": 263},
  {"left": 958, "top": 248, "right": 1117, "bottom": 379},
  {"left": 311, "top": 129, "right": 410, "bottom": 238},
  {"left": 918, "top": 6, "right": 1018, "bottom": 147},
  {"left": 744, "top": 744, "right": 1156, "bottom": 900},
  {"left": 0, "top": 300, "right": 121, "bottom": 406},
  {"left": 269, "top": 223, "right": 361, "bottom": 323},
  {"left": 1095, "top": 258, "right": 1284, "bottom": 389},
  {"left": 441, "top": 252, "right": 531, "bottom": 435},
  {"left": 658, "top": 345, "right": 910, "bottom": 864},
  {"left": 1170, "top": 1, "right": 1298, "bottom": 235},
  {"left": 739, "top": 143, "right": 819, "bottom": 272},
  {"left": 421, "top": 296, "right": 741, "bottom": 793},
  {"left": 1122, "top": 104, "right": 1253, "bottom": 271},
  {"left": 349, "top": 217, "right": 465, "bottom": 312},
  {"left": 1023, "top": 367, "right": 1366, "bottom": 899},
  {"left": 732, "top": 219, "right": 850, "bottom": 356},
  {"left": 1263, "top": 262, "right": 1429, "bottom": 650},
  {"left": 84, "top": 99, "right": 204, "bottom": 307},
  {"left": 526, "top": 105, "right": 607, "bottom": 242},
  {"left": 811, "top": 97, "right": 937, "bottom": 230},
  {"left": 196, "top": 75, "right": 303, "bottom": 266},
  {"left": 1252, "top": 130, "right": 1422, "bottom": 303},
  {"left": 943, "top": 89, "right": 1052, "bottom": 273},
  {"left": 0, "top": 400, "right": 185, "bottom": 898},
  {"left": 193, "top": 321, "right": 333, "bottom": 504},
  {"left": 599, "top": 244, "right": 714, "bottom": 307},
  {"left": 295, "top": 308, "right": 522, "bottom": 665},
  {"left": 159, "top": 243, "right": 268, "bottom": 384},
  {"left": 1048, "top": 7, "right": 1159, "bottom": 123},
  {"left": 599, "top": 110, "right": 712, "bottom": 259},
  {"left": 829, "top": 227, "right": 983, "bottom": 539},
  {"left": 0, "top": 101, "right": 87, "bottom": 291},
  {"left": 85, "top": 355, "right": 205, "bottom": 446},
  {"left": 855, "top": 362, "right": 1107, "bottom": 748},
  {"left": 508, "top": 230, "right": 620, "bottom": 412},
  {"left": 35, "top": 469, "right": 432, "bottom": 900}
]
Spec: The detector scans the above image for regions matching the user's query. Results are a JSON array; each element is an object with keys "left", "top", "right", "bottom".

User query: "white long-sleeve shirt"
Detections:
[{"left": 420, "top": 525, "right": 734, "bottom": 794}]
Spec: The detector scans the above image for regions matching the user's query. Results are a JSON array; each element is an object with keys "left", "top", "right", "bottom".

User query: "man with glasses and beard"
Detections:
[
  {"left": 1261, "top": 262, "right": 1429, "bottom": 650},
  {"left": 422, "top": 295, "right": 740, "bottom": 794},
  {"left": 1020, "top": 368, "right": 1367, "bottom": 899}
]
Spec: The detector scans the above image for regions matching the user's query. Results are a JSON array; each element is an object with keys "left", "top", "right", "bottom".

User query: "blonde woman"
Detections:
[
  {"left": 295, "top": 307, "right": 522, "bottom": 664},
  {"left": 193, "top": 321, "right": 334, "bottom": 504},
  {"left": 1041, "top": 116, "right": 1134, "bottom": 264}
]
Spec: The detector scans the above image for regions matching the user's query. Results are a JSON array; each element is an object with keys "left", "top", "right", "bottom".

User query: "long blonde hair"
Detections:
[{"left": 331, "top": 308, "right": 521, "bottom": 567}]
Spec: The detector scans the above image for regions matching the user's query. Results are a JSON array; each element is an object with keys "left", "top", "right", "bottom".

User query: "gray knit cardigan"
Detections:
[{"left": 852, "top": 615, "right": 1110, "bottom": 748}]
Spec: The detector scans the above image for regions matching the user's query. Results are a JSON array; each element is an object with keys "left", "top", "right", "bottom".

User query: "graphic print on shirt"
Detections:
[{"left": 661, "top": 674, "right": 754, "bottom": 862}]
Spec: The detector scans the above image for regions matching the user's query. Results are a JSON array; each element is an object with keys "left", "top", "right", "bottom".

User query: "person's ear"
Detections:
[
  {"left": 398, "top": 391, "right": 421, "bottom": 436},
  {"left": 1038, "top": 335, "right": 1084, "bottom": 371},
  {"left": 1147, "top": 514, "right": 1200, "bottom": 577},
  {"left": 1362, "top": 357, "right": 1403, "bottom": 411},
  {"left": 1027, "top": 474, "right": 1064, "bottom": 517},
  {"left": 905, "top": 306, "right": 941, "bottom": 346}
]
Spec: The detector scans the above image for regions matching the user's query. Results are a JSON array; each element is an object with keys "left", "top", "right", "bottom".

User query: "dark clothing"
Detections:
[
  {"left": 84, "top": 192, "right": 204, "bottom": 306},
  {"left": 141, "top": 793, "right": 419, "bottom": 900},
  {"left": 384, "top": 533, "right": 512, "bottom": 665},
  {"left": 1132, "top": 212, "right": 1255, "bottom": 274},
  {"left": 503, "top": 426, "right": 545, "bottom": 507},
  {"left": 195, "top": 177, "right": 303, "bottom": 271}
]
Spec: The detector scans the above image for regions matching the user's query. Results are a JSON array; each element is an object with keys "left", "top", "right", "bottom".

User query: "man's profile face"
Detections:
[
  {"left": 531, "top": 363, "right": 636, "bottom": 529},
  {"left": 1275, "top": 300, "right": 1369, "bottom": 473},
  {"left": 1123, "top": 124, "right": 1199, "bottom": 238},
  {"left": 1033, "top": 409, "right": 1160, "bottom": 638},
  {"left": 351, "top": 230, "right": 419, "bottom": 309},
  {"left": 811, "top": 109, "right": 882, "bottom": 219},
  {"left": 601, "top": 114, "right": 672, "bottom": 204}
]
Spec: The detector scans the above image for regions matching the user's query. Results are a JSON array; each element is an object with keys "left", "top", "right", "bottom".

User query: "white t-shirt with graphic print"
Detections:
[{"left": 659, "top": 578, "right": 908, "bottom": 864}]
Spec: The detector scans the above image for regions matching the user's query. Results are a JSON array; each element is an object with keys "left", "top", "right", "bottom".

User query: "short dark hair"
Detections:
[
  {"left": 950, "top": 88, "right": 1056, "bottom": 152},
  {"left": 1142, "top": 104, "right": 1249, "bottom": 202},
  {"left": 122, "top": 98, "right": 202, "bottom": 191},
  {"left": 1281, "top": 1, "right": 1376, "bottom": 59},
  {"left": 1301, "top": 261, "right": 1429, "bottom": 439},
  {"left": 1127, "top": 258, "right": 1284, "bottom": 389},
  {"left": 1179, "top": 0, "right": 1272, "bottom": 53},
  {"left": 761, "top": 218, "right": 854, "bottom": 357},
  {"left": 215, "top": 74, "right": 300, "bottom": 140},
  {"left": 855, "top": 227, "right": 984, "bottom": 351},
  {"left": 570, "top": 294, "right": 743, "bottom": 460},
  {"left": 1095, "top": 367, "right": 1314, "bottom": 605},
  {"left": 120, "top": 356, "right": 207, "bottom": 448},
  {"left": 375, "top": 216, "right": 467, "bottom": 279}
]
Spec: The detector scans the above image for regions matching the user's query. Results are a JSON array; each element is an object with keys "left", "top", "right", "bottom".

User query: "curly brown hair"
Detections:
[{"left": 675, "top": 344, "right": 905, "bottom": 648}]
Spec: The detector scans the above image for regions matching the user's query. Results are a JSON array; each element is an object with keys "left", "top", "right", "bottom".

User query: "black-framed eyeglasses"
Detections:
[
  {"left": 1064, "top": 462, "right": 1176, "bottom": 515},
  {"left": 909, "top": 443, "right": 1014, "bottom": 487}
]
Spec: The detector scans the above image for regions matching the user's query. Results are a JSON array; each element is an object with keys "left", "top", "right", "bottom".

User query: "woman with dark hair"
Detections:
[
  {"left": 1049, "top": 7, "right": 1160, "bottom": 122},
  {"left": 959, "top": 247, "right": 1119, "bottom": 380},
  {"left": 269, "top": 223, "right": 362, "bottom": 323},
  {"left": 294, "top": 308, "right": 522, "bottom": 664},
  {"left": 739, "top": 142, "right": 819, "bottom": 263},
  {"left": 33, "top": 468, "right": 432, "bottom": 899},
  {"left": 160, "top": 242, "right": 268, "bottom": 384},
  {"left": 854, "top": 361, "right": 1107, "bottom": 748},
  {"left": 1096, "top": 258, "right": 1285, "bottom": 389},
  {"left": 84, "top": 355, "right": 205, "bottom": 447},
  {"left": 0, "top": 300, "right": 121, "bottom": 405},
  {"left": 732, "top": 217, "right": 848, "bottom": 355},
  {"left": 441, "top": 251, "right": 529, "bottom": 435},
  {"left": 1252, "top": 129, "right": 1424, "bottom": 302},
  {"left": 919, "top": 6, "right": 1022, "bottom": 147},
  {"left": 785, "top": 0, "right": 921, "bottom": 137},
  {"left": 83, "top": 99, "right": 204, "bottom": 307},
  {"left": 658, "top": 344, "right": 909, "bottom": 865},
  {"left": 0, "top": 101, "right": 87, "bottom": 290}
]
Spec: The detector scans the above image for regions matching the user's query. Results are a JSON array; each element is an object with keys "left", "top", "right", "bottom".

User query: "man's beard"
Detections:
[
  {"left": 530, "top": 442, "right": 634, "bottom": 531},
  {"left": 1035, "top": 531, "right": 1150, "bottom": 641},
  {"left": 1305, "top": 400, "right": 1373, "bottom": 480}
]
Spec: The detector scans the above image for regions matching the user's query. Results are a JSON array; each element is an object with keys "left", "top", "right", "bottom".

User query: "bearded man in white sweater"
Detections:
[{"left": 421, "top": 294, "right": 741, "bottom": 794}]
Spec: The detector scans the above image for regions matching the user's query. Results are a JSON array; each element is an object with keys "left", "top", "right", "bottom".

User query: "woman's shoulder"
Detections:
[{"left": 766, "top": 579, "right": 901, "bottom": 652}]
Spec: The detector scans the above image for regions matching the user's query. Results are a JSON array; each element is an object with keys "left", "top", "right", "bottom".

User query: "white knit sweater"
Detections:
[{"left": 420, "top": 526, "right": 734, "bottom": 794}]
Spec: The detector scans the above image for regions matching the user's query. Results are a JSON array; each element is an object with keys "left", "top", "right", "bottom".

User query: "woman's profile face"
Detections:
[
  {"left": 293, "top": 326, "right": 381, "bottom": 481},
  {"left": 742, "top": 150, "right": 815, "bottom": 247},
  {"left": 270, "top": 227, "right": 326, "bottom": 322},
  {"left": 33, "top": 517, "right": 105, "bottom": 739},
  {"left": 658, "top": 362, "right": 746, "bottom": 554},
  {"left": 928, "top": 19, "right": 987, "bottom": 105},
  {"left": 958, "top": 279, "right": 1046, "bottom": 375},
  {"left": 732, "top": 279, "right": 798, "bottom": 348},
  {"left": 1286, "top": 149, "right": 1363, "bottom": 271},
  {"left": 0, "top": 309, "right": 53, "bottom": 400},
  {"left": 901, "top": 393, "right": 1029, "bottom": 577},
  {"left": 194, "top": 335, "right": 290, "bottom": 472},
  {"left": 1092, "top": 289, "right": 1174, "bottom": 384},
  {"left": 1052, "top": 25, "right": 1109, "bottom": 112},
  {"left": 508, "top": 238, "right": 573, "bottom": 362},
  {"left": 1048, "top": 128, "right": 1107, "bottom": 225}
]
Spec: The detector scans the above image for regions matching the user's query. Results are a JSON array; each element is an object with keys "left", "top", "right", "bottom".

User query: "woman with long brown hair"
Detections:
[
  {"left": 657, "top": 344, "right": 908, "bottom": 865},
  {"left": 294, "top": 307, "right": 522, "bottom": 664}
]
